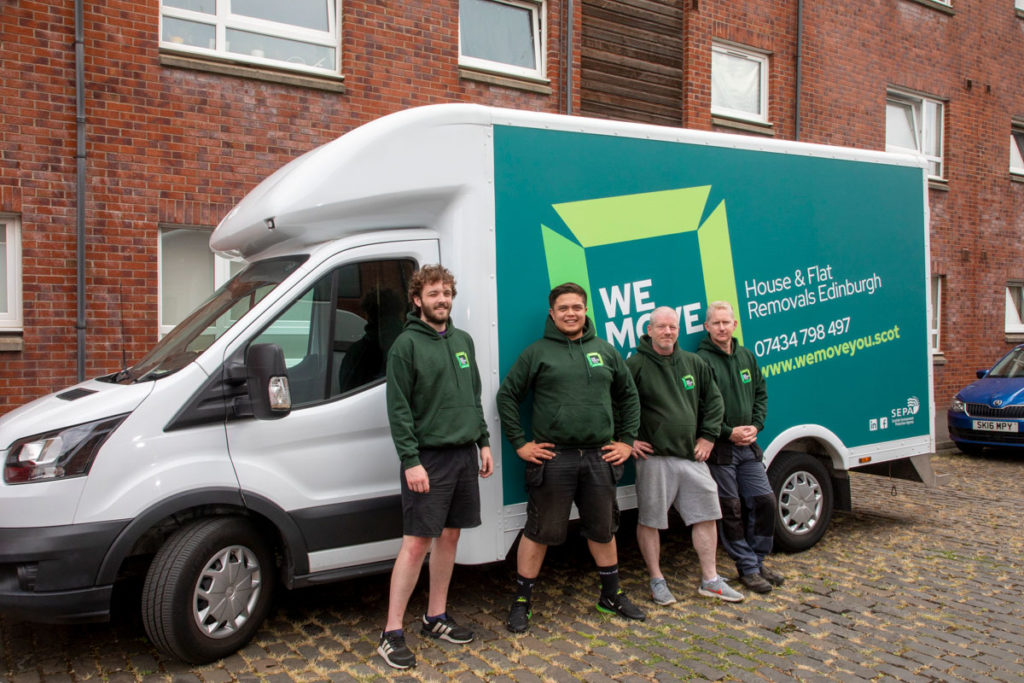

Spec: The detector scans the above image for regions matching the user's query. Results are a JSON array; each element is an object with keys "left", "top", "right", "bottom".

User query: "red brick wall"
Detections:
[{"left": 0, "top": 0, "right": 574, "bottom": 413}]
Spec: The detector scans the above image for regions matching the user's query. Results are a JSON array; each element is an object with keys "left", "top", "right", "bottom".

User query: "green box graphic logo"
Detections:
[{"left": 540, "top": 186, "right": 744, "bottom": 344}]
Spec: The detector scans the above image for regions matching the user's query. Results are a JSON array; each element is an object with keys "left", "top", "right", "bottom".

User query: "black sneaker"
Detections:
[
  {"left": 740, "top": 572, "right": 773, "bottom": 594},
  {"left": 421, "top": 614, "right": 474, "bottom": 643},
  {"left": 377, "top": 630, "right": 415, "bottom": 669},
  {"left": 506, "top": 597, "right": 532, "bottom": 633},
  {"left": 760, "top": 565, "right": 785, "bottom": 587},
  {"left": 596, "top": 589, "right": 646, "bottom": 621}
]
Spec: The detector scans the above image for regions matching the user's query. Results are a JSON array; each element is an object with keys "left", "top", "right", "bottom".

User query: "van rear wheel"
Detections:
[
  {"left": 768, "top": 452, "right": 833, "bottom": 552},
  {"left": 141, "top": 517, "right": 275, "bottom": 663}
]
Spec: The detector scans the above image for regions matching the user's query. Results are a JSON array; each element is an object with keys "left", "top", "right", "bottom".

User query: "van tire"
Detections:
[
  {"left": 768, "top": 452, "right": 833, "bottom": 552},
  {"left": 141, "top": 517, "right": 274, "bottom": 663}
]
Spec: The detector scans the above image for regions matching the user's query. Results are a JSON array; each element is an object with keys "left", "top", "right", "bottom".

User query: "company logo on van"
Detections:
[{"left": 537, "top": 186, "right": 742, "bottom": 352}]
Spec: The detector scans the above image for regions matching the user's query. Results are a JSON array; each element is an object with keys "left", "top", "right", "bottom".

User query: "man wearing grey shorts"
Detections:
[{"left": 627, "top": 307, "right": 744, "bottom": 604}]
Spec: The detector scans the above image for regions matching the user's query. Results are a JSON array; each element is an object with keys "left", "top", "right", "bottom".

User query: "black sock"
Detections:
[
  {"left": 597, "top": 564, "right": 620, "bottom": 598},
  {"left": 515, "top": 573, "right": 536, "bottom": 602}
]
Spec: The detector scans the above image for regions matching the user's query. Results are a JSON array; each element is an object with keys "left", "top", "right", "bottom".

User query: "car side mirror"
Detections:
[
  {"left": 976, "top": 369, "right": 988, "bottom": 379},
  {"left": 246, "top": 343, "right": 291, "bottom": 419}
]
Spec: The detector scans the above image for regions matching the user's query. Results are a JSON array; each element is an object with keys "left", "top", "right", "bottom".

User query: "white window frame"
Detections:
[
  {"left": 886, "top": 90, "right": 945, "bottom": 180},
  {"left": 1011, "top": 124, "right": 1024, "bottom": 176},
  {"left": 930, "top": 274, "right": 943, "bottom": 353},
  {"left": 158, "top": 226, "right": 240, "bottom": 337},
  {"left": 1007, "top": 282, "right": 1024, "bottom": 335},
  {"left": 1017, "top": 0, "right": 1024, "bottom": 10},
  {"left": 0, "top": 215, "right": 22, "bottom": 331},
  {"left": 711, "top": 42, "right": 770, "bottom": 124},
  {"left": 459, "top": 0, "right": 547, "bottom": 81},
  {"left": 159, "top": 0, "right": 341, "bottom": 76}
]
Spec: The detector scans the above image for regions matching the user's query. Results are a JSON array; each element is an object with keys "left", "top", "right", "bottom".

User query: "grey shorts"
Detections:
[{"left": 635, "top": 456, "right": 721, "bottom": 528}]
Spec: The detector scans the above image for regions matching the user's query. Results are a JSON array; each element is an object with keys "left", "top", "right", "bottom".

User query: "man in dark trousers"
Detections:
[
  {"left": 377, "top": 265, "right": 493, "bottom": 669},
  {"left": 497, "top": 282, "right": 644, "bottom": 633},
  {"left": 697, "top": 300, "right": 784, "bottom": 594}
]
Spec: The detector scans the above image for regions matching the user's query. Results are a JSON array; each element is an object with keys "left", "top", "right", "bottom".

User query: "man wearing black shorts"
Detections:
[
  {"left": 496, "top": 282, "right": 644, "bottom": 633},
  {"left": 378, "top": 265, "right": 493, "bottom": 670}
]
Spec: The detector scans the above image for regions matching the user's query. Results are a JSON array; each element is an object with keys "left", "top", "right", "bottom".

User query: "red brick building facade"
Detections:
[{"left": 3, "top": 0, "right": 1023, "bottom": 443}]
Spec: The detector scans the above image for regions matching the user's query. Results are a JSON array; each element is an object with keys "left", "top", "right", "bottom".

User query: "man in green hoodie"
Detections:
[
  {"left": 696, "top": 301, "right": 784, "bottom": 595},
  {"left": 378, "top": 265, "right": 493, "bottom": 670},
  {"left": 497, "top": 282, "right": 644, "bottom": 634},
  {"left": 627, "top": 307, "right": 744, "bottom": 606}
]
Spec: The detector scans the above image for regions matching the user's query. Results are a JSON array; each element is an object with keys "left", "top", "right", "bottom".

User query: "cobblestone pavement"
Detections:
[{"left": 3, "top": 450, "right": 1023, "bottom": 682}]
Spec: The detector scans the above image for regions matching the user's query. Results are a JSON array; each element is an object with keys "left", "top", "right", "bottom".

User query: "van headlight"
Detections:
[{"left": 3, "top": 414, "right": 128, "bottom": 484}]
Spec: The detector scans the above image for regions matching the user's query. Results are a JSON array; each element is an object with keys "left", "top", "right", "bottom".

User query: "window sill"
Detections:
[
  {"left": 1006, "top": 332, "right": 1024, "bottom": 344},
  {"left": 928, "top": 178, "right": 949, "bottom": 192},
  {"left": 160, "top": 51, "right": 346, "bottom": 93},
  {"left": 459, "top": 67, "right": 552, "bottom": 95},
  {"left": 903, "top": 0, "right": 954, "bottom": 15},
  {"left": 0, "top": 332, "right": 24, "bottom": 352},
  {"left": 1018, "top": 8, "right": 1024, "bottom": 19},
  {"left": 1011, "top": 172, "right": 1024, "bottom": 184},
  {"left": 932, "top": 351, "right": 946, "bottom": 366},
  {"left": 711, "top": 115, "right": 774, "bottom": 136}
]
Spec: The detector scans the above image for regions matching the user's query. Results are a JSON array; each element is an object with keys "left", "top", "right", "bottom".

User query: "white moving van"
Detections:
[{"left": 0, "top": 104, "right": 936, "bottom": 662}]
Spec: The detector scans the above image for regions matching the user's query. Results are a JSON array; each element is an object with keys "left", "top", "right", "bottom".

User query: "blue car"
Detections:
[{"left": 948, "top": 344, "right": 1024, "bottom": 454}]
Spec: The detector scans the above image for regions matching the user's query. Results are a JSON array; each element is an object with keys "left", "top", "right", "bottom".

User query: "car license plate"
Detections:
[{"left": 973, "top": 420, "right": 1019, "bottom": 433}]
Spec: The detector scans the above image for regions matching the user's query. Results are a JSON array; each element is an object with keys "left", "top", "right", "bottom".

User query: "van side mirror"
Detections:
[
  {"left": 246, "top": 343, "right": 291, "bottom": 419},
  {"left": 976, "top": 369, "right": 988, "bottom": 379}
]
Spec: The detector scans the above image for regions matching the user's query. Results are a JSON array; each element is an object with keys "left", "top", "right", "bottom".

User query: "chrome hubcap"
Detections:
[
  {"left": 778, "top": 470, "right": 823, "bottom": 535},
  {"left": 193, "top": 545, "right": 262, "bottom": 638}
]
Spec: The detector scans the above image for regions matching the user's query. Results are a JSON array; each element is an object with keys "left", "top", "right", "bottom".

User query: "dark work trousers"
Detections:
[{"left": 708, "top": 444, "right": 776, "bottom": 577}]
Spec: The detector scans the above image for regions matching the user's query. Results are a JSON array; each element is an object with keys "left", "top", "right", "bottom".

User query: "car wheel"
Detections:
[
  {"left": 142, "top": 517, "right": 275, "bottom": 664},
  {"left": 768, "top": 452, "right": 834, "bottom": 552}
]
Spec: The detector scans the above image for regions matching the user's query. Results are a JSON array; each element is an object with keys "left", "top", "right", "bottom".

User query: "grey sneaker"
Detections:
[
  {"left": 650, "top": 578, "right": 677, "bottom": 605},
  {"left": 698, "top": 576, "right": 744, "bottom": 602}
]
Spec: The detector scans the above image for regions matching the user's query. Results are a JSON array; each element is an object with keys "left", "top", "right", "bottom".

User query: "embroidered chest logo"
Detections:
[
  {"left": 681, "top": 374, "right": 695, "bottom": 390},
  {"left": 740, "top": 368, "right": 752, "bottom": 384},
  {"left": 455, "top": 351, "right": 470, "bottom": 369},
  {"left": 587, "top": 352, "right": 605, "bottom": 368}
]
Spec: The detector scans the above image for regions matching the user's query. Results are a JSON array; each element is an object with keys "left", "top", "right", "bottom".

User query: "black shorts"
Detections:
[
  {"left": 523, "top": 447, "right": 622, "bottom": 546},
  {"left": 400, "top": 445, "right": 482, "bottom": 538}
]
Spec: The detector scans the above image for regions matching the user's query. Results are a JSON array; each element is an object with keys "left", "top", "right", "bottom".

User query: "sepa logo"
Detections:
[
  {"left": 681, "top": 374, "right": 695, "bottom": 390},
  {"left": 891, "top": 396, "right": 920, "bottom": 419},
  {"left": 587, "top": 352, "right": 605, "bottom": 368},
  {"left": 455, "top": 351, "right": 470, "bottom": 369}
]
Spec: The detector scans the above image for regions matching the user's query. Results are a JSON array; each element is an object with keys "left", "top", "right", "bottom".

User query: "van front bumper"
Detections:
[{"left": 0, "top": 520, "right": 128, "bottom": 623}]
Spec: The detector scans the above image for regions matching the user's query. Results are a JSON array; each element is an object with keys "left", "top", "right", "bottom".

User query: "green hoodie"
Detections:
[
  {"left": 496, "top": 316, "right": 639, "bottom": 449},
  {"left": 696, "top": 335, "right": 767, "bottom": 441},
  {"left": 626, "top": 335, "right": 724, "bottom": 459},
  {"left": 386, "top": 313, "right": 489, "bottom": 469}
]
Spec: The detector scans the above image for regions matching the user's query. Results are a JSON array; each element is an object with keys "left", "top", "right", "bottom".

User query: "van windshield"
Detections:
[{"left": 107, "top": 256, "right": 308, "bottom": 383}]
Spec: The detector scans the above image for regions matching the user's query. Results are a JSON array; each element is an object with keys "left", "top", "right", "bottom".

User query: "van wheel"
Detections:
[
  {"left": 141, "top": 517, "right": 274, "bottom": 663},
  {"left": 768, "top": 452, "right": 833, "bottom": 552}
]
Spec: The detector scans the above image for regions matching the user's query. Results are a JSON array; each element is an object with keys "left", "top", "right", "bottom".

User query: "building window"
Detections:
[
  {"left": 1007, "top": 282, "right": 1024, "bottom": 335},
  {"left": 459, "top": 0, "right": 546, "bottom": 81},
  {"left": 1016, "top": 0, "right": 1023, "bottom": 10},
  {"left": 1011, "top": 125, "right": 1024, "bottom": 176},
  {"left": 886, "top": 90, "right": 944, "bottom": 180},
  {"left": 711, "top": 43, "right": 769, "bottom": 124},
  {"left": 159, "top": 227, "right": 243, "bottom": 336},
  {"left": 0, "top": 215, "right": 22, "bottom": 331},
  {"left": 160, "top": 0, "right": 340, "bottom": 76},
  {"left": 930, "top": 275, "right": 943, "bottom": 353}
]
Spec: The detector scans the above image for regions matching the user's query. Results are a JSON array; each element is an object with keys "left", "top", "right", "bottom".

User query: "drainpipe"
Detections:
[
  {"left": 75, "top": 0, "right": 87, "bottom": 381},
  {"left": 795, "top": 0, "right": 803, "bottom": 141},
  {"left": 565, "top": 0, "right": 574, "bottom": 115}
]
